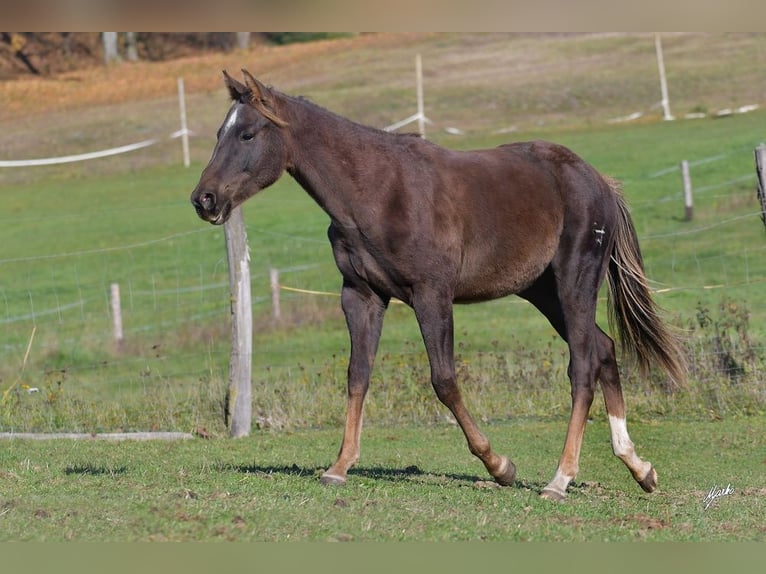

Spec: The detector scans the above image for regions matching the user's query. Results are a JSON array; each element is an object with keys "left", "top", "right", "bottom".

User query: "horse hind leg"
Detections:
[
  {"left": 596, "top": 328, "right": 657, "bottom": 492},
  {"left": 542, "top": 326, "right": 658, "bottom": 500},
  {"left": 520, "top": 269, "right": 599, "bottom": 501},
  {"left": 524, "top": 277, "right": 656, "bottom": 499},
  {"left": 540, "top": 335, "right": 598, "bottom": 501}
]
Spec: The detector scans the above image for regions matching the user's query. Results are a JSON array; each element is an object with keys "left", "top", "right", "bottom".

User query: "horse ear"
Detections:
[
  {"left": 240, "top": 69, "right": 288, "bottom": 128},
  {"left": 223, "top": 69, "right": 247, "bottom": 101},
  {"left": 241, "top": 69, "right": 272, "bottom": 105}
]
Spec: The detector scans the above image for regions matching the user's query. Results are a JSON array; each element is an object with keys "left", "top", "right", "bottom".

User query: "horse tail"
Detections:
[{"left": 604, "top": 177, "right": 687, "bottom": 388}]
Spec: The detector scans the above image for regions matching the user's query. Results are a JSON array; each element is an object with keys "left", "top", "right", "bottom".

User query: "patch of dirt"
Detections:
[
  {"left": 474, "top": 480, "right": 502, "bottom": 489},
  {"left": 329, "top": 532, "right": 354, "bottom": 542},
  {"left": 740, "top": 487, "right": 766, "bottom": 497},
  {"left": 611, "top": 513, "right": 670, "bottom": 531}
]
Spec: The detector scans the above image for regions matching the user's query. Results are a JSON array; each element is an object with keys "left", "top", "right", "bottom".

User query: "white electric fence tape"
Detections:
[{"left": 0, "top": 130, "right": 188, "bottom": 167}]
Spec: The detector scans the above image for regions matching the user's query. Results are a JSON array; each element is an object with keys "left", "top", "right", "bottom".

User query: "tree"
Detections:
[
  {"left": 102, "top": 32, "right": 120, "bottom": 65},
  {"left": 1, "top": 32, "right": 40, "bottom": 74},
  {"left": 236, "top": 32, "right": 251, "bottom": 50},
  {"left": 125, "top": 32, "right": 139, "bottom": 62}
]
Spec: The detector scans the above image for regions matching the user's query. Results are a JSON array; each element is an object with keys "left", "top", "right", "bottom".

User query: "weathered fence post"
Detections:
[
  {"left": 223, "top": 207, "right": 252, "bottom": 437},
  {"left": 681, "top": 159, "right": 693, "bottom": 221},
  {"left": 416, "top": 53, "right": 425, "bottom": 138},
  {"left": 755, "top": 145, "right": 766, "bottom": 229},
  {"left": 177, "top": 77, "right": 190, "bottom": 168},
  {"left": 654, "top": 33, "right": 674, "bottom": 121},
  {"left": 270, "top": 267, "right": 281, "bottom": 322},
  {"left": 110, "top": 283, "right": 123, "bottom": 347}
]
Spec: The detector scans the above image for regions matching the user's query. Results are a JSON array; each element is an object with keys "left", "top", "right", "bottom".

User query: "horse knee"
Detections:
[
  {"left": 568, "top": 360, "right": 596, "bottom": 398},
  {"left": 345, "top": 369, "right": 369, "bottom": 394},
  {"left": 432, "top": 383, "right": 460, "bottom": 408},
  {"left": 430, "top": 371, "right": 459, "bottom": 403}
]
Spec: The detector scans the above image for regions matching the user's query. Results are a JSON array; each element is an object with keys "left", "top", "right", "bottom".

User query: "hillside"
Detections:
[
  {"left": 1, "top": 31, "right": 764, "bottom": 435},
  {"left": 2, "top": 32, "right": 764, "bottom": 128},
  {"left": 3, "top": 32, "right": 765, "bottom": 192}
]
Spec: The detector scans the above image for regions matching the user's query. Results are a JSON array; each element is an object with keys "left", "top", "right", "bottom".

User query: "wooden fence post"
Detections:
[
  {"left": 755, "top": 146, "right": 766, "bottom": 229},
  {"left": 681, "top": 159, "right": 693, "bottom": 221},
  {"left": 177, "top": 77, "right": 190, "bottom": 168},
  {"left": 654, "top": 33, "right": 674, "bottom": 121},
  {"left": 416, "top": 53, "right": 425, "bottom": 138},
  {"left": 270, "top": 267, "right": 281, "bottom": 322},
  {"left": 110, "top": 283, "right": 123, "bottom": 347},
  {"left": 223, "top": 207, "right": 252, "bottom": 438}
]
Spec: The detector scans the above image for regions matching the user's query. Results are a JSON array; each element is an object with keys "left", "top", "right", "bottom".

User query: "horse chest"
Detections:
[{"left": 328, "top": 226, "right": 415, "bottom": 302}]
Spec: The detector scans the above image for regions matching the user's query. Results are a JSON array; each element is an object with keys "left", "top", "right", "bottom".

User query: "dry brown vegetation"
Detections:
[
  {"left": 3, "top": 32, "right": 765, "bottom": 192},
  {"left": 3, "top": 32, "right": 765, "bottom": 130},
  {"left": 0, "top": 33, "right": 416, "bottom": 121}
]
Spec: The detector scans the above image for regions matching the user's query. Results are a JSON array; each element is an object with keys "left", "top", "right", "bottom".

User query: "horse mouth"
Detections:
[{"left": 198, "top": 201, "right": 232, "bottom": 226}]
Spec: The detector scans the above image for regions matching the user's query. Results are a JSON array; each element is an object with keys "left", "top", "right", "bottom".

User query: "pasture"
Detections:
[
  {"left": 0, "top": 418, "right": 763, "bottom": 541},
  {"left": 1, "top": 33, "right": 765, "bottom": 541}
]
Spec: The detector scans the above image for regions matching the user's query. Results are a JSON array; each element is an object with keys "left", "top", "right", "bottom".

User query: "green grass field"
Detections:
[
  {"left": 0, "top": 418, "right": 763, "bottom": 541},
  {"left": 0, "top": 33, "right": 764, "bottom": 542},
  {"left": 2, "top": 103, "right": 763, "bottom": 434}
]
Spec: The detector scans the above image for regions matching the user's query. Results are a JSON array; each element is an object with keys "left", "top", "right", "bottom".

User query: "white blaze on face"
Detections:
[
  {"left": 222, "top": 104, "right": 241, "bottom": 136},
  {"left": 209, "top": 104, "right": 241, "bottom": 165}
]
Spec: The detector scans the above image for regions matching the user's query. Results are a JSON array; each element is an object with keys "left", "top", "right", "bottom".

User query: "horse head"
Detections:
[{"left": 190, "top": 69, "right": 289, "bottom": 225}]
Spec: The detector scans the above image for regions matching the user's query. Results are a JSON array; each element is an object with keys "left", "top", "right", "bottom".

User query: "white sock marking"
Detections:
[{"left": 608, "top": 415, "right": 634, "bottom": 457}]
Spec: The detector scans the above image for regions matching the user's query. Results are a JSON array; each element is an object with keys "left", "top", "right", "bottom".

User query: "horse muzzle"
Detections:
[{"left": 190, "top": 188, "right": 231, "bottom": 225}]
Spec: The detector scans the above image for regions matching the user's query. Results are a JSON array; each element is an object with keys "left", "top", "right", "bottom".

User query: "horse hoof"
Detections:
[
  {"left": 540, "top": 488, "right": 566, "bottom": 502},
  {"left": 493, "top": 457, "right": 516, "bottom": 487},
  {"left": 638, "top": 466, "right": 657, "bottom": 493},
  {"left": 319, "top": 472, "right": 347, "bottom": 486}
]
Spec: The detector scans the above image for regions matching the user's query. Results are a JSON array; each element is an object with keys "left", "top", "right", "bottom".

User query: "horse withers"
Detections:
[{"left": 191, "top": 70, "right": 686, "bottom": 500}]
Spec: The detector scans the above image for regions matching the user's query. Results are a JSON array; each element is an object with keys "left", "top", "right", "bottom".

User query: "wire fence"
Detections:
[
  {"left": 2, "top": 190, "right": 763, "bottom": 399},
  {"left": 1, "top": 61, "right": 764, "bottom": 430}
]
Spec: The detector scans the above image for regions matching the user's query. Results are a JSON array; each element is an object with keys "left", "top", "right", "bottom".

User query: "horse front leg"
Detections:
[
  {"left": 320, "top": 282, "right": 388, "bottom": 485},
  {"left": 413, "top": 289, "right": 516, "bottom": 486}
]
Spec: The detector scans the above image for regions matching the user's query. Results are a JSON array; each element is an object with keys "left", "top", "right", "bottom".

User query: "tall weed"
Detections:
[{"left": 1, "top": 296, "right": 763, "bottom": 434}]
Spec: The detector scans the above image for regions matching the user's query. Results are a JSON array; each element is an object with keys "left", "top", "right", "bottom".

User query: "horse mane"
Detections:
[
  {"left": 249, "top": 91, "right": 289, "bottom": 128},
  {"left": 283, "top": 93, "right": 428, "bottom": 143}
]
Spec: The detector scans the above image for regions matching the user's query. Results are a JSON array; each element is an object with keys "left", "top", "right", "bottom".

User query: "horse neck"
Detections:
[{"left": 280, "top": 94, "right": 387, "bottom": 227}]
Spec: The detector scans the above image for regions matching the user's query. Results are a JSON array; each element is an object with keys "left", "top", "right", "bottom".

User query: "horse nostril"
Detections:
[{"left": 200, "top": 192, "right": 216, "bottom": 211}]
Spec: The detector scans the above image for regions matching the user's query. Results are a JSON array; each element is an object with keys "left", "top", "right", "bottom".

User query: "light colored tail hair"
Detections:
[{"left": 604, "top": 177, "right": 687, "bottom": 388}]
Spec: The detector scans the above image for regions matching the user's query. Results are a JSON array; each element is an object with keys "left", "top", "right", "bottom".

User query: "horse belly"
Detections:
[
  {"left": 454, "top": 255, "right": 550, "bottom": 303},
  {"left": 454, "top": 204, "right": 562, "bottom": 302}
]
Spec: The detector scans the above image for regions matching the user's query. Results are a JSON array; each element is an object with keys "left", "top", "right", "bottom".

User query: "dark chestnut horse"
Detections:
[{"left": 191, "top": 70, "right": 686, "bottom": 500}]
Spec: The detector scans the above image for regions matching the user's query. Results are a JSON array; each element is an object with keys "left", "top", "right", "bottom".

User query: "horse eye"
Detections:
[{"left": 241, "top": 132, "right": 255, "bottom": 142}]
